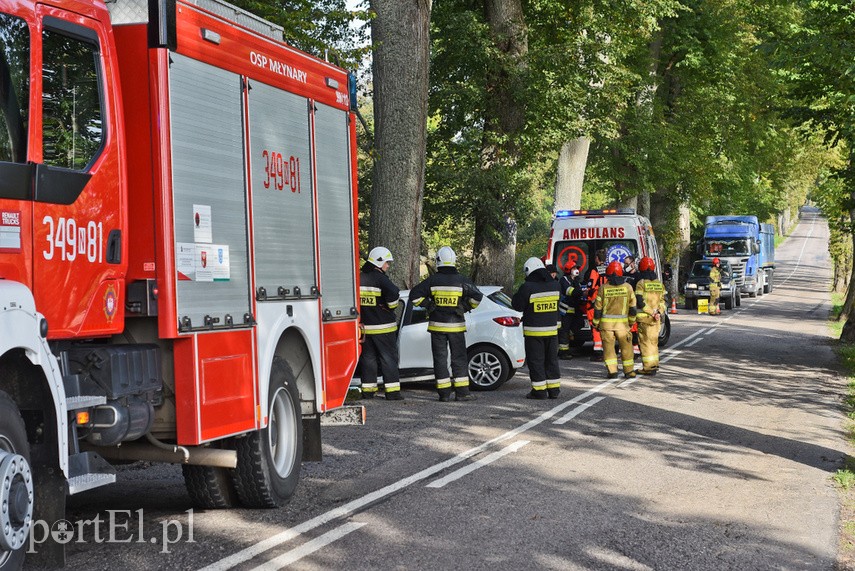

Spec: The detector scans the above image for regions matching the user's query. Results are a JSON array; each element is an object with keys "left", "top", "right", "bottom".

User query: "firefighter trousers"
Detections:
[
  {"left": 430, "top": 330, "right": 470, "bottom": 396},
  {"left": 524, "top": 335, "right": 561, "bottom": 393},
  {"left": 558, "top": 312, "right": 581, "bottom": 352},
  {"left": 600, "top": 327, "right": 634, "bottom": 375},
  {"left": 709, "top": 284, "right": 721, "bottom": 314},
  {"left": 636, "top": 320, "right": 661, "bottom": 372},
  {"left": 358, "top": 332, "right": 400, "bottom": 394}
]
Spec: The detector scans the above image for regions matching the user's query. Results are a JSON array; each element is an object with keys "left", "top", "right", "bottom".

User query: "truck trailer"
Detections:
[
  {"left": 0, "top": 0, "right": 360, "bottom": 565},
  {"left": 701, "top": 216, "right": 775, "bottom": 297}
]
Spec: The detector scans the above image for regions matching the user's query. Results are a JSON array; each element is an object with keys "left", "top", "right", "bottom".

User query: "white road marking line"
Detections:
[
  {"left": 199, "top": 378, "right": 620, "bottom": 571},
  {"left": 426, "top": 440, "right": 530, "bottom": 489},
  {"left": 553, "top": 396, "right": 606, "bottom": 425},
  {"left": 658, "top": 350, "right": 682, "bottom": 364},
  {"left": 777, "top": 214, "right": 815, "bottom": 287},
  {"left": 686, "top": 337, "right": 703, "bottom": 347},
  {"left": 250, "top": 522, "right": 366, "bottom": 571},
  {"left": 660, "top": 328, "right": 707, "bottom": 353},
  {"left": 618, "top": 376, "right": 638, "bottom": 388}
]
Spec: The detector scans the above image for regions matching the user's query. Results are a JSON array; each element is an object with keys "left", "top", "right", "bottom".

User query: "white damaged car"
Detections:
[{"left": 355, "top": 286, "right": 526, "bottom": 391}]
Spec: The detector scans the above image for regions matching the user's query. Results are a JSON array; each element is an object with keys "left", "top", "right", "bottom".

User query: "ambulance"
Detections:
[{"left": 545, "top": 209, "right": 671, "bottom": 347}]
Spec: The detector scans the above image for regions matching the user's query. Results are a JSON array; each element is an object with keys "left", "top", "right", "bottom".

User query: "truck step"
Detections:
[
  {"left": 67, "top": 451, "right": 116, "bottom": 495},
  {"left": 62, "top": 373, "right": 107, "bottom": 410},
  {"left": 66, "top": 395, "right": 107, "bottom": 411}
]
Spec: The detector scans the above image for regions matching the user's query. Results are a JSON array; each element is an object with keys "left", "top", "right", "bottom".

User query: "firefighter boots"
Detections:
[
  {"left": 385, "top": 391, "right": 404, "bottom": 401},
  {"left": 455, "top": 393, "right": 477, "bottom": 402},
  {"left": 526, "top": 389, "right": 548, "bottom": 400},
  {"left": 548, "top": 388, "right": 561, "bottom": 399}
]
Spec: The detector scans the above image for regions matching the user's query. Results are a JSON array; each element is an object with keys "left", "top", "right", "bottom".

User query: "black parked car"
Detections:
[{"left": 683, "top": 259, "right": 741, "bottom": 310}]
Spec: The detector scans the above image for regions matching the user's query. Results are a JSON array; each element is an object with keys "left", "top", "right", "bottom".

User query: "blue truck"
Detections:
[{"left": 701, "top": 216, "right": 776, "bottom": 297}]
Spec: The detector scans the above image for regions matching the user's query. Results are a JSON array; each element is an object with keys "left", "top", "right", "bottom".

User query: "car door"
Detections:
[{"left": 397, "top": 298, "right": 433, "bottom": 373}]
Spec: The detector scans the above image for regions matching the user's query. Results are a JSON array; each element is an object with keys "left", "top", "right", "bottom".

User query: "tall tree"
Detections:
[
  {"left": 470, "top": 0, "right": 528, "bottom": 290},
  {"left": 369, "top": 0, "right": 432, "bottom": 288},
  {"left": 781, "top": 0, "right": 855, "bottom": 337}
]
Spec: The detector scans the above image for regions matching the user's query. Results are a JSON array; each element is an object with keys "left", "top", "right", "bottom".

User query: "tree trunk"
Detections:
[
  {"left": 553, "top": 137, "right": 589, "bottom": 212},
  {"left": 471, "top": 0, "right": 528, "bottom": 292},
  {"left": 369, "top": 0, "right": 432, "bottom": 289},
  {"left": 838, "top": 146, "right": 855, "bottom": 340}
]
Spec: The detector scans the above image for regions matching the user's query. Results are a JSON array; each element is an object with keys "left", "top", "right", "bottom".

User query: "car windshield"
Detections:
[
  {"left": 704, "top": 239, "right": 750, "bottom": 257},
  {"left": 690, "top": 263, "right": 712, "bottom": 278},
  {"left": 690, "top": 262, "right": 729, "bottom": 278},
  {"left": 489, "top": 290, "right": 512, "bottom": 309}
]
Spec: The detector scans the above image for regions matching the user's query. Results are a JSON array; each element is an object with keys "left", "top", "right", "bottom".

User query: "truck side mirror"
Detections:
[{"left": 753, "top": 241, "right": 760, "bottom": 254}]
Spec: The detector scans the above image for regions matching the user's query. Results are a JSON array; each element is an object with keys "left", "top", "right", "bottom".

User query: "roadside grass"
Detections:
[{"left": 830, "top": 292, "right": 855, "bottom": 569}]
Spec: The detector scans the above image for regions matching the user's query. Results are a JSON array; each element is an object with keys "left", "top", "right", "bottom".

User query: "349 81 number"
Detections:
[
  {"left": 42, "top": 216, "right": 104, "bottom": 263},
  {"left": 262, "top": 149, "right": 301, "bottom": 193}
]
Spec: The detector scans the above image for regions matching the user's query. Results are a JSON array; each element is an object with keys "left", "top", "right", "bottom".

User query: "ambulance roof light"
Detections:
[{"left": 554, "top": 208, "right": 636, "bottom": 218}]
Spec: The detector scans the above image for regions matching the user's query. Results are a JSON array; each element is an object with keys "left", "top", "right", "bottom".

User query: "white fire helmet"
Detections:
[
  {"left": 436, "top": 246, "right": 457, "bottom": 268},
  {"left": 368, "top": 246, "right": 393, "bottom": 268},
  {"left": 524, "top": 257, "right": 545, "bottom": 277}
]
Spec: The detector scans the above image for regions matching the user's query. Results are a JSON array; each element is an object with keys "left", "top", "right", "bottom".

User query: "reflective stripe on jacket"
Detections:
[
  {"left": 359, "top": 263, "right": 400, "bottom": 334},
  {"left": 410, "top": 268, "right": 483, "bottom": 333},
  {"left": 593, "top": 281, "right": 636, "bottom": 331},
  {"left": 512, "top": 268, "right": 560, "bottom": 337}
]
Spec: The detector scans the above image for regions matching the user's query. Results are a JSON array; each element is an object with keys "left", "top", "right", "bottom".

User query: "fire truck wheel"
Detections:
[
  {"left": 0, "top": 391, "right": 32, "bottom": 569},
  {"left": 182, "top": 464, "right": 240, "bottom": 509},
  {"left": 233, "top": 358, "right": 303, "bottom": 508}
]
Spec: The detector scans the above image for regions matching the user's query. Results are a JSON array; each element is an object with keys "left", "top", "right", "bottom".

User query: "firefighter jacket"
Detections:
[
  {"left": 512, "top": 268, "right": 560, "bottom": 337},
  {"left": 359, "top": 262, "right": 400, "bottom": 335},
  {"left": 593, "top": 278, "right": 636, "bottom": 331},
  {"left": 558, "top": 274, "right": 583, "bottom": 316},
  {"left": 634, "top": 271, "right": 666, "bottom": 325},
  {"left": 584, "top": 263, "right": 607, "bottom": 310},
  {"left": 709, "top": 266, "right": 722, "bottom": 287},
  {"left": 410, "top": 267, "right": 483, "bottom": 333}
]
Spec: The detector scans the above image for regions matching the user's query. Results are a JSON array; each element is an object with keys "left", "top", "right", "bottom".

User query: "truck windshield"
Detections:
[
  {"left": 552, "top": 240, "right": 637, "bottom": 276},
  {"left": 704, "top": 239, "right": 750, "bottom": 257},
  {"left": 0, "top": 13, "right": 30, "bottom": 164}
]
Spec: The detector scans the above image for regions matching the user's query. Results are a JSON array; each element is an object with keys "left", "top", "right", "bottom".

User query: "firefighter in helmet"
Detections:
[
  {"left": 634, "top": 257, "right": 666, "bottom": 375},
  {"left": 358, "top": 247, "right": 403, "bottom": 400},
  {"left": 593, "top": 261, "right": 637, "bottom": 379},
  {"left": 513, "top": 257, "right": 562, "bottom": 399},
  {"left": 410, "top": 246, "right": 483, "bottom": 401},
  {"left": 557, "top": 260, "right": 583, "bottom": 360},
  {"left": 709, "top": 257, "right": 723, "bottom": 315}
]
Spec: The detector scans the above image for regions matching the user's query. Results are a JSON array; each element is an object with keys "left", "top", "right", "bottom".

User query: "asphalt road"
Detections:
[{"left": 36, "top": 207, "right": 847, "bottom": 570}]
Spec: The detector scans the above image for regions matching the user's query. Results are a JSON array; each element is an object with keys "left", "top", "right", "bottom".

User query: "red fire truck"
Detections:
[{"left": 0, "top": 0, "right": 359, "bottom": 565}]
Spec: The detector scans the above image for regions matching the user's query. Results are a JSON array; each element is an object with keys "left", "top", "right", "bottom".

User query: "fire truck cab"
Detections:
[{"left": 546, "top": 209, "right": 671, "bottom": 347}]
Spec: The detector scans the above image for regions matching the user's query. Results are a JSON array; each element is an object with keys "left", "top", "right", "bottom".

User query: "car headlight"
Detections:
[{"left": 687, "top": 283, "right": 698, "bottom": 289}]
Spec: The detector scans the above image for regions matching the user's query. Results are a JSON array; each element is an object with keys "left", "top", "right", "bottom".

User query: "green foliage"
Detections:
[{"left": 228, "top": 0, "right": 370, "bottom": 68}]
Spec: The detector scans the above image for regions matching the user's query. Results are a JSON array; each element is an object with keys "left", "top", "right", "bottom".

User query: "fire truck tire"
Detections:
[
  {"left": 233, "top": 358, "right": 302, "bottom": 508},
  {"left": 182, "top": 465, "right": 239, "bottom": 509},
  {"left": 0, "top": 391, "right": 32, "bottom": 570}
]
